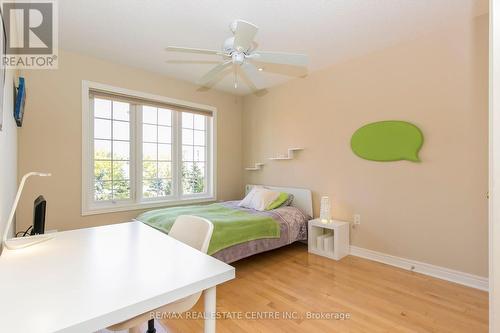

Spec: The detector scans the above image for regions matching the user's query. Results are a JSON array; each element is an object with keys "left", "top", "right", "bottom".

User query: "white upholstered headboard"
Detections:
[{"left": 245, "top": 184, "right": 313, "bottom": 218}]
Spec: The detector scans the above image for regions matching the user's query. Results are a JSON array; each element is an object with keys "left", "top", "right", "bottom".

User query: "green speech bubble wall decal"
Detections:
[{"left": 351, "top": 121, "right": 423, "bottom": 162}]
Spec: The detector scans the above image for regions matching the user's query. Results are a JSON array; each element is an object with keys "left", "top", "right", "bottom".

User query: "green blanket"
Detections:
[{"left": 136, "top": 203, "right": 280, "bottom": 255}]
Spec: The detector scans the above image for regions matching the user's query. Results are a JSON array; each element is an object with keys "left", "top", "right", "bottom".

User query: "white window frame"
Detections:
[{"left": 81, "top": 81, "right": 217, "bottom": 216}]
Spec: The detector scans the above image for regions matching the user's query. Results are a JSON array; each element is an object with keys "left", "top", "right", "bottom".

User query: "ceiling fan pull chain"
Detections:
[{"left": 233, "top": 66, "right": 238, "bottom": 89}]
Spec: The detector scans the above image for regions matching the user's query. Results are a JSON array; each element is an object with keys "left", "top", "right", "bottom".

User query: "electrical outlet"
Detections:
[{"left": 353, "top": 214, "right": 361, "bottom": 225}]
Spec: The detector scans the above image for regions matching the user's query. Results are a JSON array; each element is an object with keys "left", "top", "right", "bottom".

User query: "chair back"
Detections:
[
  {"left": 169, "top": 215, "right": 214, "bottom": 254},
  {"left": 107, "top": 216, "right": 215, "bottom": 331},
  {"left": 166, "top": 215, "right": 214, "bottom": 312}
]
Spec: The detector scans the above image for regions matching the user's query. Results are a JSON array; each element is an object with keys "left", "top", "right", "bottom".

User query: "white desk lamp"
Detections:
[{"left": 2, "top": 172, "right": 53, "bottom": 252}]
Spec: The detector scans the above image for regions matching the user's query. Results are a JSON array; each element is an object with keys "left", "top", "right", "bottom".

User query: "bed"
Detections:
[{"left": 136, "top": 185, "right": 312, "bottom": 263}]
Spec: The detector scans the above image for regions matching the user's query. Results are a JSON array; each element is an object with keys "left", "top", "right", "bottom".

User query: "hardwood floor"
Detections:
[{"left": 160, "top": 243, "right": 488, "bottom": 333}]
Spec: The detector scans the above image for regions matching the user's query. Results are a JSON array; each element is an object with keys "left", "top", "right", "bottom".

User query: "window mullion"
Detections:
[
  {"left": 135, "top": 105, "right": 143, "bottom": 204},
  {"left": 206, "top": 117, "right": 210, "bottom": 196},
  {"left": 156, "top": 109, "right": 160, "bottom": 196},
  {"left": 110, "top": 101, "right": 114, "bottom": 201},
  {"left": 129, "top": 104, "right": 136, "bottom": 203},
  {"left": 89, "top": 97, "right": 95, "bottom": 206},
  {"left": 173, "top": 110, "right": 181, "bottom": 200}
]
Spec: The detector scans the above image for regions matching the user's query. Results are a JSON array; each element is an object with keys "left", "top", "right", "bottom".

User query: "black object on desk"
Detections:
[{"left": 31, "top": 195, "right": 46, "bottom": 235}]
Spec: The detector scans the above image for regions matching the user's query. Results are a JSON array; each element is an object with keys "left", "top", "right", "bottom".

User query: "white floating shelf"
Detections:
[
  {"left": 269, "top": 148, "right": 304, "bottom": 160},
  {"left": 245, "top": 163, "right": 265, "bottom": 171}
]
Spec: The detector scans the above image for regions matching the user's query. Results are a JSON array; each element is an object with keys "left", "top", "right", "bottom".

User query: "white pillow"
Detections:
[
  {"left": 239, "top": 187, "right": 280, "bottom": 211},
  {"left": 238, "top": 187, "right": 260, "bottom": 208}
]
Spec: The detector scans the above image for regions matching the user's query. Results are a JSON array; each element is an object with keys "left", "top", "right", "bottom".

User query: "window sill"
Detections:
[{"left": 82, "top": 196, "right": 216, "bottom": 216}]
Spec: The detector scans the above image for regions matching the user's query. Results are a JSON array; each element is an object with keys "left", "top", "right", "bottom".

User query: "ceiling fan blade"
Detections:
[
  {"left": 250, "top": 51, "right": 308, "bottom": 67},
  {"left": 166, "top": 46, "right": 222, "bottom": 55},
  {"left": 197, "top": 61, "right": 233, "bottom": 86},
  {"left": 240, "top": 62, "right": 265, "bottom": 90},
  {"left": 165, "top": 60, "right": 221, "bottom": 64},
  {"left": 233, "top": 20, "right": 258, "bottom": 52}
]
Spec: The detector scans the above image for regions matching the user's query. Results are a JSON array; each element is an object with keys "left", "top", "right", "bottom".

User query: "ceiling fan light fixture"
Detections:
[{"left": 166, "top": 19, "right": 308, "bottom": 92}]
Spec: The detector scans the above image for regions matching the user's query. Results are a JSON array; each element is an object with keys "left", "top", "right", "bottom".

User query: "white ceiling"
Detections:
[{"left": 59, "top": 0, "right": 487, "bottom": 95}]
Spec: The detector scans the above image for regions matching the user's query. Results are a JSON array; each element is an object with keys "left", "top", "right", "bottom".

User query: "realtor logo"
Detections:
[{"left": 2, "top": 0, "right": 58, "bottom": 69}]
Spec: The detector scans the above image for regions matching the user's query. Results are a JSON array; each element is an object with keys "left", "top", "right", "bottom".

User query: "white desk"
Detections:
[{"left": 0, "top": 221, "right": 235, "bottom": 333}]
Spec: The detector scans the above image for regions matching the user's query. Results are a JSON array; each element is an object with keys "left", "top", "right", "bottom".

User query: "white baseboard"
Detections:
[{"left": 349, "top": 246, "right": 488, "bottom": 291}]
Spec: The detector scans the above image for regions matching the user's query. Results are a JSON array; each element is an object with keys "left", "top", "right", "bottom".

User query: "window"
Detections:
[
  {"left": 141, "top": 106, "right": 173, "bottom": 199},
  {"left": 82, "top": 82, "right": 216, "bottom": 215},
  {"left": 181, "top": 112, "right": 208, "bottom": 195},
  {"left": 93, "top": 99, "right": 132, "bottom": 202}
]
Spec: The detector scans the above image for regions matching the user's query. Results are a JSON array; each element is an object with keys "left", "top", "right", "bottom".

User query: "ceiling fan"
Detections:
[{"left": 166, "top": 20, "right": 308, "bottom": 91}]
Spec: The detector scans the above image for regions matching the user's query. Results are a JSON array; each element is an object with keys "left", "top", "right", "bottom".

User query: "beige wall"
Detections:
[
  {"left": 15, "top": 15, "right": 488, "bottom": 276},
  {"left": 242, "top": 15, "right": 488, "bottom": 276},
  {"left": 0, "top": 69, "right": 19, "bottom": 249},
  {"left": 17, "top": 50, "right": 243, "bottom": 232}
]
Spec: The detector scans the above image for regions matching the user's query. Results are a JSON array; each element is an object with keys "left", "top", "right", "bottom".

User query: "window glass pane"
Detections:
[
  {"left": 195, "top": 162, "right": 205, "bottom": 175},
  {"left": 194, "top": 146, "right": 205, "bottom": 162},
  {"left": 192, "top": 162, "right": 205, "bottom": 193},
  {"left": 113, "top": 121, "right": 130, "bottom": 141},
  {"left": 182, "top": 162, "right": 193, "bottom": 175},
  {"left": 193, "top": 130, "right": 205, "bottom": 146},
  {"left": 194, "top": 115, "right": 205, "bottom": 130},
  {"left": 143, "top": 106, "right": 157, "bottom": 124},
  {"left": 182, "top": 113, "right": 194, "bottom": 128},
  {"left": 143, "top": 161, "right": 157, "bottom": 179},
  {"left": 182, "top": 162, "right": 193, "bottom": 194},
  {"left": 158, "top": 162, "right": 171, "bottom": 178},
  {"left": 94, "top": 98, "right": 111, "bottom": 119},
  {"left": 182, "top": 145, "right": 193, "bottom": 161},
  {"left": 143, "top": 179, "right": 158, "bottom": 198},
  {"left": 113, "top": 141, "right": 130, "bottom": 160},
  {"left": 158, "top": 108, "right": 171, "bottom": 126},
  {"left": 182, "top": 177, "right": 193, "bottom": 195},
  {"left": 113, "top": 161, "right": 130, "bottom": 180},
  {"left": 94, "top": 160, "right": 112, "bottom": 181},
  {"left": 95, "top": 180, "right": 112, "bottom": 201},
  {"left": 141, "top": 106, "right": 174, "bottom": 199},
  {"left": 158, "top": 179, "right": 172, "bottom": 197},
  {"left": 143, "top": 124, "right": 157, "bottom": 142},
  {"left": 158, "top": 144, "right": 171, "bottom": 161},
  {"left": 182, "top": 129, "right": 193, "bottom": 145},
  {"left": 181, "top": 114, "right": 207, "bottom": 196},
  {"left": 93, "top": 99, "right": 131, "bottom": 202},
  {"left": 182, "top": 161, "right": 206, "bottom": 195},
  {"left": 113, "top": 181, "right": 130, "bottom": 200},
  {"left": 94, "top": 119, "right": 111, "bottom": 139},
  {"left": 113, "top": 101, "right": 130, "bottom": 121},
  {"left": 94, "top": 140, "right": 111, "bottom": 159},
  {"left": 143, "top": 143, "right": 157, "bottom": 160},
  {"left": 158, "top": 126, "right": 171, "bottom": 143}
]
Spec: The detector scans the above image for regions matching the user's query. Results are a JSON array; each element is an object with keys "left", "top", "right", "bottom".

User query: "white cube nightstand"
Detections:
[{"left": 308, "top": 218, "right": 350, "bottom": 260}]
